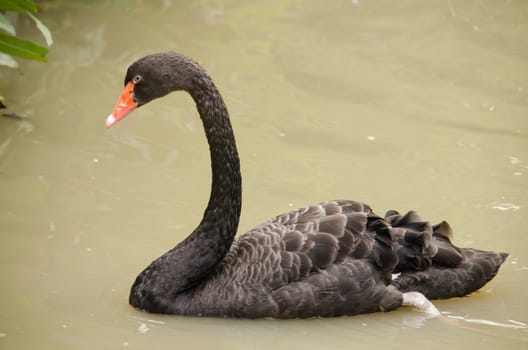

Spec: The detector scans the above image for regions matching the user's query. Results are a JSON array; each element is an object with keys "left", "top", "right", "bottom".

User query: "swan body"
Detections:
[{"left": 106, "top": 52, "right": 508, "bottom": 318}]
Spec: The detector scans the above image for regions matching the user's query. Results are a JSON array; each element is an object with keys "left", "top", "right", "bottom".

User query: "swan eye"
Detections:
[{"left": 132, "top": 75, "right": 143, "bottom": 84}]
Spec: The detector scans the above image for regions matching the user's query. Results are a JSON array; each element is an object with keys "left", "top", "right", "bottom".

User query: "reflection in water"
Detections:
[
  {"left": 1, "top": 1, "right": 527, "bottom": 349},
  {"left": 445, "top": 314, "right": 527, "bottom": 330}
]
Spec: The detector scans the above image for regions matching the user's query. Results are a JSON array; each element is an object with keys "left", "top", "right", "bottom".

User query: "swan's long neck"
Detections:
[
  {"left": 165, "top": 76, "right": 241, "bottom": 294},
  {"left": 129, "top": 59, "right": 241, "bottom": 312},
  {"left": 167, "top": 73, "right": 242, "bottom": 289},
  {"left": 187, "top": 74, "right": 242, "bottom": 262}
]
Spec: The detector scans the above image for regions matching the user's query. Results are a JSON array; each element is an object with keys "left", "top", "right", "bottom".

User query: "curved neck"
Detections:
[
  {"left": 129, "top": 63, "right": 242, "bottom": 312},
  {"left": 190, "top": 74, "right": 242, "bottom": 247},
  {"left": 166, "top": 73, "right": 242, "bottom": 292}
]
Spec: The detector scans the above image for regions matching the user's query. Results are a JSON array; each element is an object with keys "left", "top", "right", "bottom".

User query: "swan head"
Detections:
[{"left": 106, "top": 52, "right": 203, "bottom": 128}]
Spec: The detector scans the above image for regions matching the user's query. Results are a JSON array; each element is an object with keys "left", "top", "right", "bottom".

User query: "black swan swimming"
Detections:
[{"left": 105, "top": 52, "right": 508, "bottom": 318}]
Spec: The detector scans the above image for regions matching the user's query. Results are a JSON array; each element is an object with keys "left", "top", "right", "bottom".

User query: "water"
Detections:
[{"left": 1, "top": 0, "right": 527, "bottom": 349}]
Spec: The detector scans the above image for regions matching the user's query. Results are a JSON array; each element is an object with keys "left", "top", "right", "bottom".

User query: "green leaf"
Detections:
[
  {"left": 0, "top": 13, "right": 16, "bottom": 35},
  {"left": 27, "top": 12, "right": 52, "bottom": 46},
  {"left": 13, "top": 0, "right": 38, "bottom": 13},
  {"left": 0, "top": 32, "right": 46, "bottom": 55},
  {"left": 0, "top": 1, "right": 26, "bottom": 13},
  {"left": 0, "top": 32, "right": 47, "bottom": 61},
  {"left": 0, "top": 0, "right": 37, "bottom": 13}
]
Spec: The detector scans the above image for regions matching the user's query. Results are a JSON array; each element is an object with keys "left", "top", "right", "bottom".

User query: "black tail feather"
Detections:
[
  {"left": 392, "top": 248, "right": 508, "bottom": 299},
  {"left": 381, "top": 210, "right": 508, "bottom": 299}
]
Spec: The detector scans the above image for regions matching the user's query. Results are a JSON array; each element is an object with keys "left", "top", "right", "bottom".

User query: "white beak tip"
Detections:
[{"left": 105, "top": 114, "right": 116, "bottom": 128}]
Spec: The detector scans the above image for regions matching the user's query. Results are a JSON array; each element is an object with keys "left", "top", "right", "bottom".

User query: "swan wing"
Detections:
[{"left": 221, "top": 200, "right": 392, "bottom": 287}]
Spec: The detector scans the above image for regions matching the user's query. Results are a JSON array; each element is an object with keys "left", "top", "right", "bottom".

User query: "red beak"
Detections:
[{"left": 105, "top": 82, "right": 138, "bottom": 127}]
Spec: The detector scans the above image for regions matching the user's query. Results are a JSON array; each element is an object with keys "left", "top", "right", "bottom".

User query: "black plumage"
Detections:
[{"left": 106, "top": 52, "right": 508, "bottom": 319}]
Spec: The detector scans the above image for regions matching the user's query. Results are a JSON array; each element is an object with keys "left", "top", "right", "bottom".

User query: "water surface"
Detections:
[{"left": 1, "top": 1, "right": 527, "bottom": 349}]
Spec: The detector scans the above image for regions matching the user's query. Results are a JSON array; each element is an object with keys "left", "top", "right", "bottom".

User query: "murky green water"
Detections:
[{"left": 1, "top": 0, "right": 527, "bottom": 349}]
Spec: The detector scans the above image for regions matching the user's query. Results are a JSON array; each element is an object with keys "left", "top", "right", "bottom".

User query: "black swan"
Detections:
[{"left": 105, "top": 52, "right": 508, "bottom": 318}]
